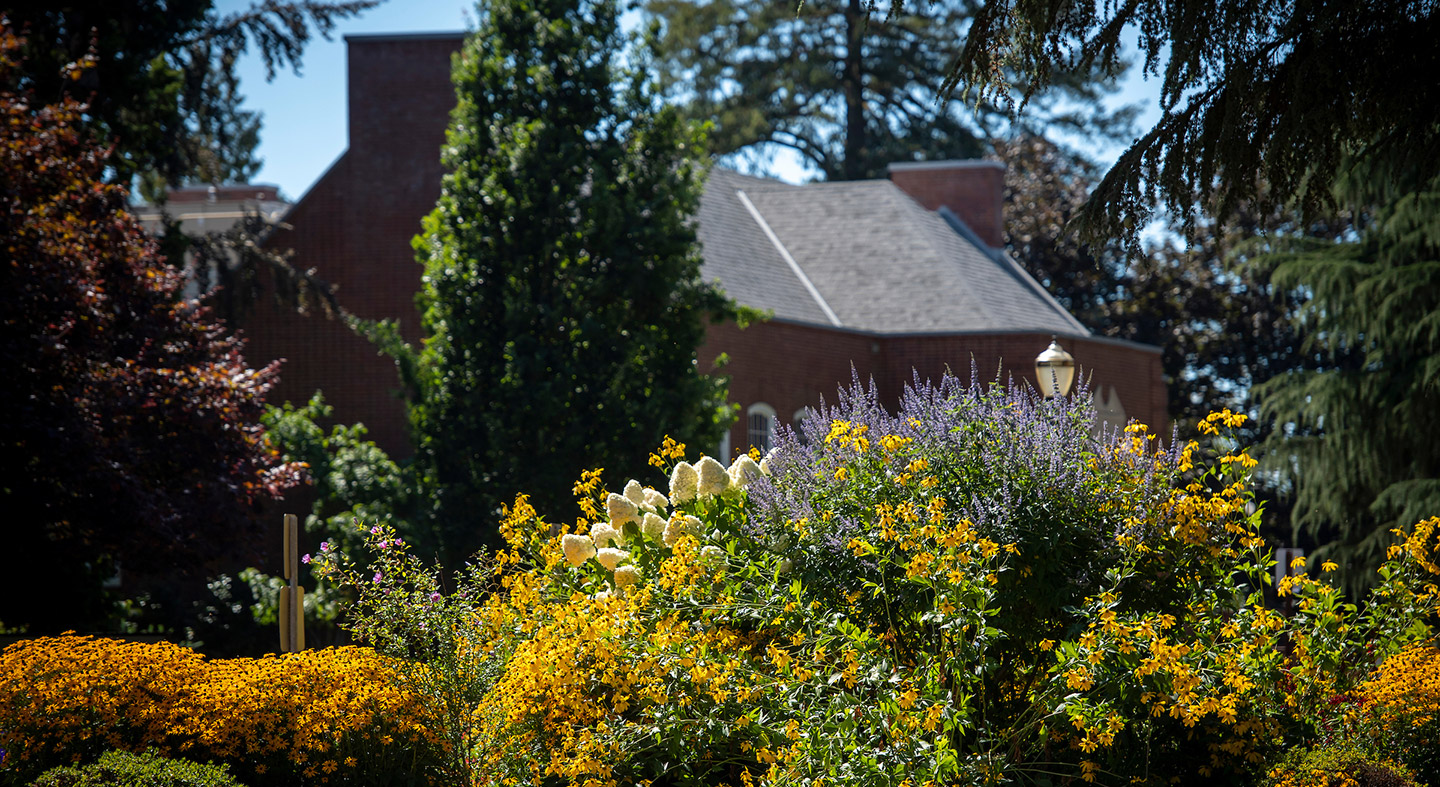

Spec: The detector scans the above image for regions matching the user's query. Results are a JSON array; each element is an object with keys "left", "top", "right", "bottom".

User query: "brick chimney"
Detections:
[
  {"left": 346, "top": 32, "right": 464, "bottom": 168},
  {"left": 888, "top": 160, "right": 1007, "bottom": 249}
]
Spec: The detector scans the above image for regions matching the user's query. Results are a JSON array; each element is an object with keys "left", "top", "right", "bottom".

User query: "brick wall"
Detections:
[
  {"left": 703, "top": 321, "right": 1169, "bottom": 458},
  {"left": 699, "top": 320, "right": 879, "bottom": 452},
  {"left": 241, "top": 33, "right": 463, "bottom": 458}
]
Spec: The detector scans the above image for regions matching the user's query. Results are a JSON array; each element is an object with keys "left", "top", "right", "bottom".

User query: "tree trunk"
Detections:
[{"left": 842, "top": 0, "right": 866, "bottom": 181}]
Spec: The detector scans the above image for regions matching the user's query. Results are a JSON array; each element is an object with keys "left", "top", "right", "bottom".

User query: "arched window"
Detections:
[{"left": 747, "top": 402, "right": 777, "bottom": 454}]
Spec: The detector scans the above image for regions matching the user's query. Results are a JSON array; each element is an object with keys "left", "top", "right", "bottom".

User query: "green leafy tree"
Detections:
[
  {"left": 394, "top": 0, "right": 737, "bottom": 567},
  {"left": 646, "top": 0, "right": 1135, "bottom": 181},
  {"left": 996, "top": 134, "right": 1125, "bottom": 331},
  {"left": 947, "top": 0, "right": 1440, "bottom": 581},
  {"left": 950, "top": 0, "right": 1440, "bottom": 246},
  {"left": 261, "top": 392, "right": 412, "bottom": 559},
  {"left": 1248, "top": 171, "right": 1440, "bottom": 590},
  {"left": 0, "top": 28, "right": 302, "bottom": 633}
]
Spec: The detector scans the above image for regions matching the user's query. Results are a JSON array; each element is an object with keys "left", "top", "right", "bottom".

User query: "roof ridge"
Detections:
[
  {"left": 734, "top": 189, "right": 842, "bottom": 327},
  {"left": 881, "top": 183, "right": 1000, "bottom": 326},
  {"left": 708, "top": 167, "right": 802, "bottom": 191}
]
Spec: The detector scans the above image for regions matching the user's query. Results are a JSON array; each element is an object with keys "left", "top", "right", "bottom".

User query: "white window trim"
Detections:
[{"left": 747, "top": 402, "right": 778, "bottom": 454}]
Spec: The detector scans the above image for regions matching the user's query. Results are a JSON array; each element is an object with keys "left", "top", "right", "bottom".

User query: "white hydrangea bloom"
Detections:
[
  {"left": 613, "top": 564, "right": 640, "bottom": 588},
  {"left": 590, "top": 523, "right": 622, "bottom": 548},
  {"left": 607, "top": 492, "right": 640, "bottom": 527},
  {"left": 662, "top": 517, "right": 686, "bottom": 547},
  {"left": 596, "top": 547, "right": 628, "bottom": 571},
  {"left": 683, "top": 514, "right": 704, "bottom": 538},
  {"left": 700, "top": 545, "right": 726, "bottom": 567},
  {"left": 695, "top": 456, "right": 730, "bottom": 496},
  {"left": 561, "top": 533, "right": 596, "bottom": 567},
  {"left": 623, "top": 479, "right": 646, "bottom": 507},
  {"left": 643, "top": 487, "right": 669, "bottom": 511},
  {"left": 641, "top": 512, "right": 666, "bottom": 542},
  {"left": 670, "top": 461, "right": 698, "bottom": 504},
  {"left": 727, "top": 455, "right": 763, "bottom": 488}
]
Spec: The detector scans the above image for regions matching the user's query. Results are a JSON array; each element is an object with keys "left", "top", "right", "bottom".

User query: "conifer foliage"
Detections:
[
  {"left": 0, "top": 25, "right": 301, "bottom": 632},
  {"left": 401, "top": 0, "right": 736, "bottom": 566},
  {"left": 1250, "top": 172, "right": 1440, "bottom": 587},
  {"left": 647, "top": 0, "right": 1134, "bottom": 182},
  {"left": 951, "top": 0, "right": 1440, "bottom": 246}
]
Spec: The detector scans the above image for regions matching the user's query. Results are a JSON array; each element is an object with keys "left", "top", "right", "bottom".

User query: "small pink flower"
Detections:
[
  {"left": 301, "top": 554, "right": 311, "bottom": 564},
  {"left": 429, "top": 592, "right": 442, "bottom": 603},
  {"left": 373, "top": 571, "right": 383, "bottom": 583}
]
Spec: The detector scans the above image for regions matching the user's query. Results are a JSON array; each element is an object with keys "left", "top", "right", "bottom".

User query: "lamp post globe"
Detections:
[{"left": 1035, "top": 337, "right": 1076, "bottom": 399}]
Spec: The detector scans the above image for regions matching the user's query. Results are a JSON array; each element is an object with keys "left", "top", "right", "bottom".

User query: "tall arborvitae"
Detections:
[
  {"left": 402, "top": 0, "right": 736, "bottom": 566},
  {"left": 1250, "top": 168, "right": 1440, "bottom": 591}
]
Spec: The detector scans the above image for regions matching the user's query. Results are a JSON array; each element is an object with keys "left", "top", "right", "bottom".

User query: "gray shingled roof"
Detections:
[{"left": 696, "top": 167, "right": 1088, "bottom": 336}]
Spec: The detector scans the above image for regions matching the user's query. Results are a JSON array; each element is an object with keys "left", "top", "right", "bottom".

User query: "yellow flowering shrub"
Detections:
[
  {"left": 1355, "top": 642, "right": 1440, "bottom": 783},
  {"left": 316, "top": 378, "right": 1440, "bottom": 787},
  {"left": 0, "top": 636, "right": 439, "bottom": 786}
]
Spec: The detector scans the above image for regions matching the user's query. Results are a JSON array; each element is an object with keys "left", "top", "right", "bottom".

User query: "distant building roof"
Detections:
[
  {"left": 132, "top": 184, "right": 288, "bottom": 237},
  {"left": 697, "top": 168, "right": 1088, "bottom": 336}
]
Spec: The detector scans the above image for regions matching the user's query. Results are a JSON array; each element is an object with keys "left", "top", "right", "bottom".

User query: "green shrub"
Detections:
[
  {"left": 316, "top": 373, "right": 1440, "bottom": 786},
  {"left": 1265, "top": 743, "right": 1419, "bottom": 787},
  {"left": 29, "top": 750, "right": 244, "bottom": 787}
]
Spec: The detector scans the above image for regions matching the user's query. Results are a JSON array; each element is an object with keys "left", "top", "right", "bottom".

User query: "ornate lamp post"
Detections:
[{"left": 1034, "top": 337, "right": 1076, "bottom": 399}]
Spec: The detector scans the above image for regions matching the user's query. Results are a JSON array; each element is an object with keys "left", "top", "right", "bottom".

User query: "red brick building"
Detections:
[{"left": 239, "top": 32, "right": 1167, "bottom": 463}]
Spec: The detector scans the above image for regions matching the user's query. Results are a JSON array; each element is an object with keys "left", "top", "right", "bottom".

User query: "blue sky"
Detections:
[{"left": 221, "top": 0, "right": 1165, "bottom": 202}]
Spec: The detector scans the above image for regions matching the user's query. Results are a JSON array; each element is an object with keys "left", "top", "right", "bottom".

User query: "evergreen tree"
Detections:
[
  {"left": 949, "top": 0, "right": 1440, "bottom": 246},
  {"left": 1248, "top": 170, "right": 1440, "bottom": 591},
  {"left": 400, "top": 0, "right": 737, "bottom": 566},
  {"left": 999, "top": 135, "right": 1304, "bottom": 438},
  {"left": 645, "top": 0, "right": 1135, "bottom": 181}
]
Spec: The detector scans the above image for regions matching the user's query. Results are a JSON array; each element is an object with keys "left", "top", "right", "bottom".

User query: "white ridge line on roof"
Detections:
[{"left": 734, "top": 189, "right": 843, "bottom": 328}]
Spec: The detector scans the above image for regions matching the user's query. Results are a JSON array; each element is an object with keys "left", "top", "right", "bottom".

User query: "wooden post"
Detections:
[{"left": 280, "top": 514, "right": 305, "bottom": 652}]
